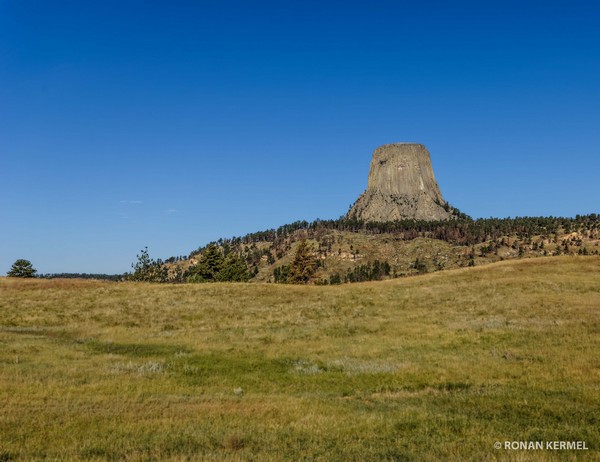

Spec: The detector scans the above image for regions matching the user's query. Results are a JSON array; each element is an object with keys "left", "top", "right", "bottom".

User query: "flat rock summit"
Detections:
[{"left": 347, "top": 143, "right": 454, "bottom": 222}]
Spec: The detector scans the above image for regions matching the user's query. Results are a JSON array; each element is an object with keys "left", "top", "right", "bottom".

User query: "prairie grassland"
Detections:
[{"left": 1, "top": 257, "right": 599, "bottom": 461}]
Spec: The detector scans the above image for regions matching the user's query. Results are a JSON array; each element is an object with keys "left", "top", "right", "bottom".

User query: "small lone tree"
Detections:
[{"left": 7, "top": 259, "right": 37, "bottom": 278}]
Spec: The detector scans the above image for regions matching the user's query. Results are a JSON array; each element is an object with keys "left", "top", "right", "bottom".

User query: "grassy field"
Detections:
[{"left": 1, "top": 257, "right": 599, "bottom": 461}]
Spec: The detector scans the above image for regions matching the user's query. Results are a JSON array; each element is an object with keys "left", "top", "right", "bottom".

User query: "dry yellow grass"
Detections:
[{"left": 1, "top": 256, "right": 599, "bottom": 460}]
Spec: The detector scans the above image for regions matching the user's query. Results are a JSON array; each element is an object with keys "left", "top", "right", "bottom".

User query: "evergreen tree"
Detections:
[
  {"left": 329, "top": 273, "right": 342, "bottom": 285},
  {"left": 273, "top": 265, "right": 290, "bottom": 283},
  {"left": 128, "top": 247, "right": 168, "bottom": 282},
  {"left": 7, "top": 259, "right": 37, "bottom": 278},
  {"left": 217, "top": 253, "right": 250, "bottom": 282},
  {"left": 412, "top": 257, "right": 427, "bottom": 274},
  {"left": 287, "top": 239, "right": 318, "bottom": 284},
  {"left": 186, "top": 243, "right": 224, "bottom": 282}
]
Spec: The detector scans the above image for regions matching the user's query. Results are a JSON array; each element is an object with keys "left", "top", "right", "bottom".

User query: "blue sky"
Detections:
[{"left": 1, "top": 0, "right": 599, "bottom": 274}]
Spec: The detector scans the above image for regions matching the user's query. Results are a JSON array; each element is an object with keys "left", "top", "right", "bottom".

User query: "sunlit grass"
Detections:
[{"left": 1, "top": 256, "right": 599, "bottom": 460}]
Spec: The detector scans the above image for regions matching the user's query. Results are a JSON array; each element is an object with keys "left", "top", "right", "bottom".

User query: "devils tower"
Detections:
[{"left": 347, "top": 143, "right": 454, "bottom": 222}]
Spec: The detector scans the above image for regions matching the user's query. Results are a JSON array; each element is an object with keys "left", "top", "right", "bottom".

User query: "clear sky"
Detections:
[{"left": 1, "top": 0, "right": 599, "bottom": 274}]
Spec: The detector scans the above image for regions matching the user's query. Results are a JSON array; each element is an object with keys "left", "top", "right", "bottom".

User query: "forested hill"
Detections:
[{"left": 124, "top": 214, "right": 600, "bottom": 285}]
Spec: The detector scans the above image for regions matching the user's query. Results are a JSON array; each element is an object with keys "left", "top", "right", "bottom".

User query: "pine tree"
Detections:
[
  {"left": 7, "top": 259, "right": 37, "bottom": 278},
  {"left": 329, "top": 273, "right": 342, "bottom": 285},
  {"left": 186, "top": 243, "right": 224, "bottom": 282},
  {"left": 128, "top": 247, "right": 168, "bottom": 282},
  {"left": 287, "top": 239, "right": 318, "bottom": 284},
  {"left": 217, "top": 253, "right": 250, "bottom": 282},
  {"left": 412, "top": 257, "right": 427, "bottom": 274}
]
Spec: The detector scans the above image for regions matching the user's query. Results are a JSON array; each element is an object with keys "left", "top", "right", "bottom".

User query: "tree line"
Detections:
[
  {"left": 190, "top": 214, "right": 600, "bottom": 249},
  {"left": 126, "top": 245, "right": 249, "bottom": 283}
]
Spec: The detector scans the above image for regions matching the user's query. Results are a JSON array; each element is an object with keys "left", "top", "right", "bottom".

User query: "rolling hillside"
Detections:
[
  {"left": 164, "top": 215, "right": 600, "bottom": 284},
  {"left": 1, "top": 256, "right": 599, "bottom": 460}
]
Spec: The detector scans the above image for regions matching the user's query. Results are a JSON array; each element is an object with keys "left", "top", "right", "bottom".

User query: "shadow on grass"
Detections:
[{"left": 83, "top": 340, "right": 193, "bottom": 358}]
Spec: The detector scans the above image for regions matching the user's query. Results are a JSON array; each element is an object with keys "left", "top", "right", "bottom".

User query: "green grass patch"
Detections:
[{"left": 83, "top": 339, "right": 192, "bottom": 358}]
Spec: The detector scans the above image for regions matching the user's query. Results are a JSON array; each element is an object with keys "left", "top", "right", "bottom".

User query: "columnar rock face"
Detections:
[{"left": 347, "top": 143, "right": 453, "bottom": 222}]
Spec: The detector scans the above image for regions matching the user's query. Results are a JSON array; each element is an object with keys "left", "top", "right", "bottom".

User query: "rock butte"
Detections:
[{"left": 347, "top": 143, "right": 454, "bottom": 222}]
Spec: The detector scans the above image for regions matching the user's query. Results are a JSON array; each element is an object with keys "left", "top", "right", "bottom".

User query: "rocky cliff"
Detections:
[{"left": 347, "top": 143, "right": 453, "bottom": 222}]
